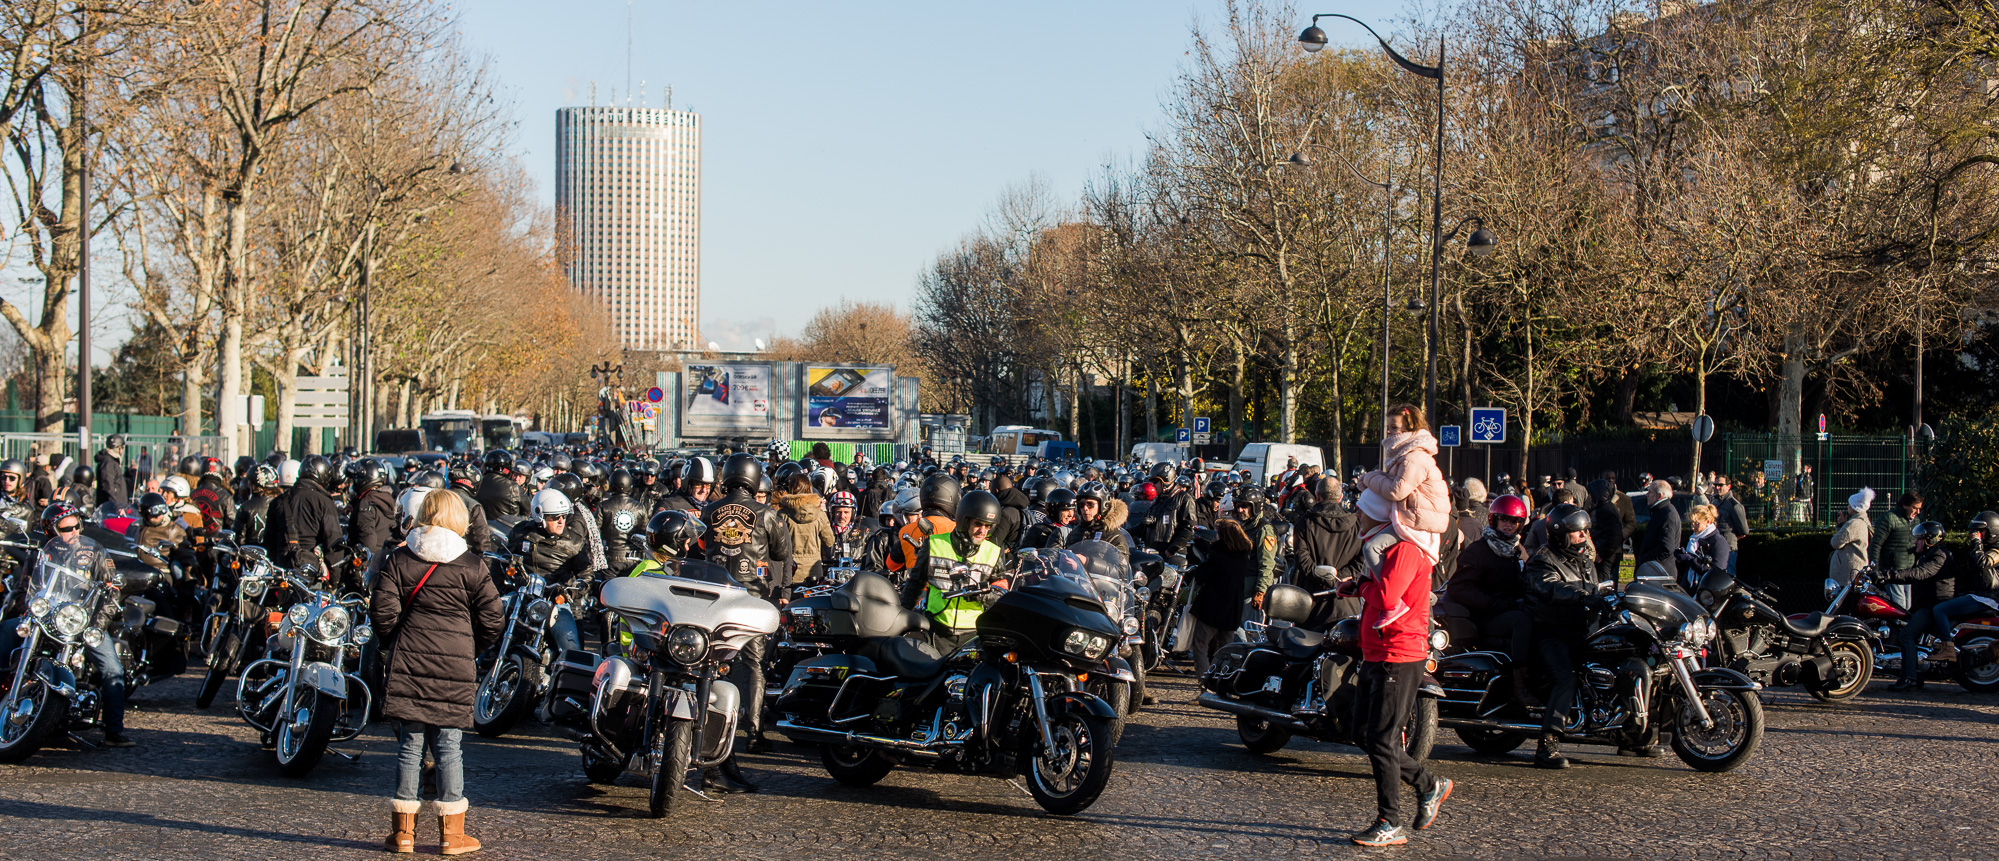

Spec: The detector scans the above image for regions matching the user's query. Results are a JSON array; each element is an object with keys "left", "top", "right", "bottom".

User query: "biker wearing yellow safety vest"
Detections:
[
  {"left": 898, "top": 490, "right": 1008, "bottom": 654},
  {"left": 886, "top": 473, "right": 960, "bottom": 582}
]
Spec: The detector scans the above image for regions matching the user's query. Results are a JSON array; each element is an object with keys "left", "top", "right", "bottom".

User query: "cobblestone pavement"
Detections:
[{"left": 2, "top": 671, "right": 1997, "bottom": 860}]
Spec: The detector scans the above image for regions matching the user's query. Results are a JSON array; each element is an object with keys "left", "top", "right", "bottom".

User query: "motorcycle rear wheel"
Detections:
[
  {"left": 1236, "top": 714, "right": 1293, "bottom": 754},
  {"left": 472, "top": 654, "right": 533, "bottom": 738},
  {"left": 195, "top": 624, "right": 243, "bottom": 709},
  {"left": 1809, "top": 638, "right": 1874, "bottom": 702},
  {"left": 820, "top": 743, "right": 898, "bottom": 786},
  {"left": 0, "top": 673, "right": 68, "bottom": 763},
  {"left": 647, "top": 717, "right": 695, "bottom": 818},
  {"left": 1026, "top": 711, "right": 1114, "bottom": 815},
  {"left": 272, "top": 689, "right": 338, "bottom": 777},
  {"left": 1954, "top": 636, "right": 1999, "bottom": 693},
  {"left": 1669, "top": 686, "right": 1763, "bottom": 773},
  {"left": 1455, "top": 727, "right": 1528, "bottom": 756}
]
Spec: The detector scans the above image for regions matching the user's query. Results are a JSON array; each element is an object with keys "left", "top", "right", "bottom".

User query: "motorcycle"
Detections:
[
  {"left": 764, "top": 557, "right": 866, "bottom": 711},
  {"left": 472, "top": 551, "right": 565, "bottom": 737},
  {"left": 773, "top": 569, "right": 1122, "bottom": 815},
  {"left": 1690, "top": 560, "right": 1873, "bottom": 701},
  {"left": 1825, "top": 565, "right": 1999, "bottom": 693},
  {"left": 0, "top": 548, "right": 136, "bottom": 761},
  {"left": 1036, "top": 544, "right": 1146, "bottom": 744},
  {"left": 1433, "top": 581, "right": 1765, "bottom": 772},
  {"left": 196, "top": 538, "right": 279, "bottom": 709},
  {"left": 234, "top": 564, "right": 374, "bottom": 776},
  {"left": 559, "top": 563, "right": 778, "bottom": 817},
  {"left": 1197, "top": 583, "right": 1443, "bottom": 762}
]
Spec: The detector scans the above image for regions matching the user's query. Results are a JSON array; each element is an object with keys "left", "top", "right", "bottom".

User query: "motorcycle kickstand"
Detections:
[
  {"left": 66, "top": 733, "right": 100, "bottom": 750},
  {"left": 327, "top": 748, "right": 358, "bottom": 762},
  {"left": 1005, "top": 778, "right": 1034, "bottom": 799}
]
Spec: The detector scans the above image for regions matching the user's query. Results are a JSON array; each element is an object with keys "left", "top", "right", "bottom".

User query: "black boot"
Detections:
[
  {"left": 703, "top": 759, "right": 758, "bottom": 794},
  {"left": 744, "top": 731, "right": 774, "bottom": 754},
  {"left": 1535, "top": 733, "right": 1570, "bottom": 769}
]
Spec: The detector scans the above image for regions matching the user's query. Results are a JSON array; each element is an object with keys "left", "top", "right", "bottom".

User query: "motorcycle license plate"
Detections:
[{"left": 1260, "top": 676, "right": 1283, "bottom": 694}]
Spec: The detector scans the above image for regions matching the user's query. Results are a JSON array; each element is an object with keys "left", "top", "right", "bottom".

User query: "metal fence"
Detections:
[
  {"left": 1722, "top": 433, "right": 1916, "bottom": 529},
  {"left": 0, "top": 432, "right": 230, "bottom": 483}
]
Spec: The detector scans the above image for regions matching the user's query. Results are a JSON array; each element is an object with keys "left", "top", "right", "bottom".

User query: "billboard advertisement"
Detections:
[
  {"left": 680, "top": 364, "right": 771, "bottom": 436},
  {"left": 803, "top": 364, "right": 893, "bottom": 440}
]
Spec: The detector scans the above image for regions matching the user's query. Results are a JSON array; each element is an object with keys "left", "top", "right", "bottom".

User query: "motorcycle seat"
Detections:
[
  {"left": 1270, "top": 625, "right": 1325, "bottom": 660},
  {"left": 1782, "top": 612, "right": 1831, "bottom": 639},
  {"left": 858, "top": 635, "right": 948, "bottom": 681}
]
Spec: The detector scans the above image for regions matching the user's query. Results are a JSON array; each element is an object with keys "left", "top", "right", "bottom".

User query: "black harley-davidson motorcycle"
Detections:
[
  {"left": 773, "top": 569, "right": 1122, "bottom": 815},
  {"left": 1690, "top": 560, "right": 1873, "bottom": 702},
  {"left": 1434, "top": 581, "right": 1765, "bottom": 772}
]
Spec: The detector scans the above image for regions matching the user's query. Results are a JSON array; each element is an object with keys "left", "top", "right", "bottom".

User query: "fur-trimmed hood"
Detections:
[
  {"left": 775, "top": 491, "right": 827, "bottom": 524},
  {"left": 406, "top": 525, "right": 469, "bottom": 564},
  {"left": 1098, "top": 498, "right": 1128, "bottom": 532}
]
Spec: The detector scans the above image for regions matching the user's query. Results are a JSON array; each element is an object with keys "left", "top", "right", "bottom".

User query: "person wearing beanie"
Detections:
[{"left": 1829, "top": 487, "right": 1874, "bottom": 596}]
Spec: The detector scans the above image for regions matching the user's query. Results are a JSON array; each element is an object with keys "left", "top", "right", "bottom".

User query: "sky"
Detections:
[{"left": 450, "top": 0, "right": 1402, "bottom": 351}]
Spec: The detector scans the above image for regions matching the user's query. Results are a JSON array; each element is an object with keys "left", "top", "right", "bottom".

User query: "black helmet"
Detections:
[
  {"left": 234, "top": 455, "right": 255, "bottom": 477},
  {"left": 1972, "top": 511, "right": 1999, "bottom": 538},
  {"left": 955, "top": 490, "right": 1002, "bottom": 538},
  {"left": 1045, "top": 487, "right": 1076, "bottom": 514},
  {"left": 448, "top": 461, "right": 480, "bottom": 485},
  {"left": 178, "top": 455, "right": 202, "bottom": 476},
  {"left": 757, "top": 472, "right": 773, "bottom": 495},
  {"left": 1205, "top": 480, "right": 1226, "bottom": 500},
  {"left": 771, "top": 460, "right": 804, "bottom": 486},
  {"left": 682, "top": 457, "right": 719, "bottom": 487},
  {"left": 139, "top": 492, "right": 171, "bottom": 521},
  {"left": 1149, "top": 462, "right": 1178, "bottom": 483},
  {"left": 721, "top": 453, "right": 763, "bottom": 493},
  {"left": 1233, "top": 487, "right": 1266, "bottom": 511},
  {"left": 1913, "top": 520, "right": 1946, "bottom": 543},
  {"left": 919, "top": 473, "right": 962, "bottom": 517},
  {"left": 549, "top": 472, "right": 586, "bottom": 503},
  {"left": 1023, "top": 476, "right": 1052, "bottom": 505},
  {"left": 551, "top": 454, "right": 573, "bottom": 472},
  {"left": 608, "top": 467, "right": 636, "bottom": 496},
  {"left": 412, "top": 469, "right": 446, "bottom": 490},
  {"left": 1076, "top": 481, "right": 1109, "bottom": 503},
  {"left": 39, "top": 501, "right": 82, "bottom": 533},
  {"left": 484, "top": 449, "right": 515, "bottom": 472},
  {"left": 344, "top": 457, "right": 387, "bottom": 491},
  {"left": 71, "top": 464, "right": 95, "bottom": 487},
  {"left": 646, "top": 509, "right": 704, "bottom": 559},
  {"left": 572, "top": 459, "right": 605, "bottom": 486},
  {"left": 299, "top": 455, "right": 335, "bottom": 488},
  {"left": 1546, "top": 503, "right": 1594, "bottom": 546}
]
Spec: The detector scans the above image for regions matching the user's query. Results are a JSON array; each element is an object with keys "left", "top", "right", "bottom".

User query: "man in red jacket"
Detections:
[{"left": 1350, "top": 521, "right": 1452, "bottom": 847}]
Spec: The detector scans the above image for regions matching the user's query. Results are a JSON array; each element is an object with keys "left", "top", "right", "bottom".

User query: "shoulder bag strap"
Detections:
[{"left": 384, "top": 561, "right": 441, "bottom": 654}]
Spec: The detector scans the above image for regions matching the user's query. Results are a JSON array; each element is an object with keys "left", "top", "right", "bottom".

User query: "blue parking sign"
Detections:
[
  {"left": 1438, "top": 425, "right": 1461, "bottom": 447},
  {"left": 1175, "top": 427, "right": 1191, "bottom": 444},
  {"left": 1192, "top": 416, "right": 1210, "bottom": 434},
  {"left": 1469, "top": 408, "right": 1506, "bottom": 444}
]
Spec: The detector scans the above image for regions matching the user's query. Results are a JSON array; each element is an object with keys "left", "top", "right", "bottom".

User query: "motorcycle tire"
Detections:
[
  {"left": 195, "top": 624, "right": 243, "bottom": 709},
  {"left": 472, "top": 654, "right": 534, "bottom": 738},
  {"left": 1668, "top": 685, "right": 1763, "bottom": 773},
  {"left": 1091, "top": 679, "right": 1129, "bottom": 747},
  {"left": 0, "top": 672, "right": 68, "bottom": 763},
  {"left": 272, "top": 688, "right": 339, "bottom": 777},
  {"left": 1404, "top": 696, "right": 1438, "bottom": 764},
  {"left": 820, "top": 743, "right": 898, "bottom": 786},
  {"left": 581, "top": 742, "right": 626, "bottom": 785},
  {"left": 1954, "top": 636, "right": 1999, "bottom": 693},
  {"left": 1130, "top": 663, "right": 1149, "bottom": 714},
  {"left": 1236, "top": 715, "right": 1293, "bottom": 754},
  {"left": 1455, "top": 727, "right": 1528, "bottom": 756},
  {"left": 647, "top": 717, "right": 696, "bottom": 818},
  {"left": 1809, "top": 638, "right": 1874, "bottom": 702},
  {"left": 1025, "top": 711, "right": 1115, "bottom": 815}
]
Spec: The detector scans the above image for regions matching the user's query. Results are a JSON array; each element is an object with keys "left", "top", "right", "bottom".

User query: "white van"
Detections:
[
  {"left": 1128, "top": 442, "right": 1183, "bottom": 465},
  {"left": 1233, "top": 443, "right": 1325, "bottom": 484}
]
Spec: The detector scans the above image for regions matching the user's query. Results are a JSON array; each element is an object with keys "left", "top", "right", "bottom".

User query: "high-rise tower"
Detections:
[{"left": 555, "top": 100, "right": 700, "bottom": 350}]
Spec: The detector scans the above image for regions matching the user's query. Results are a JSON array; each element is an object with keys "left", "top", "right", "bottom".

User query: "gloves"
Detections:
[{"left": 1674, "top": 549, "right": 1696, "bottom": 565}]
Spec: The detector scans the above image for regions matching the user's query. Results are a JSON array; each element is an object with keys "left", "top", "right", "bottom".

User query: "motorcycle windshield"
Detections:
[
  {"left": 29, "top": 548, "right": 99, "bottom": 619},
  {"left": 1622, "top": 580, "right": 1704, "bottom": 630},
  {"left": 1086, "top": 574, "right": 1134, "bottom": 621}
]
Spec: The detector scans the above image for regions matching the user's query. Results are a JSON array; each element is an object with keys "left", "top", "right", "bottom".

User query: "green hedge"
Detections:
[{"left": 1735, "top": 530, "right": 1976, "bottom": 613}]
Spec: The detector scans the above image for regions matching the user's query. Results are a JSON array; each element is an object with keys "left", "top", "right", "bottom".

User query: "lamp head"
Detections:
[
  {"left": 1298, "top": 25, "right": 1329, "bottom": 52},
  {"left": 1467, "top": 227, "right": 1498, "bottom": 257},
  {"left": 1287, "top": 152, "right": 1312, "bottom": 167}
]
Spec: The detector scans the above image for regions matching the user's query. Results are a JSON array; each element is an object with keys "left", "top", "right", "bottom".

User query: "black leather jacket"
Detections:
[
  {"left": 700, "top": 488, "right": 791, "bottom": 597},
  {"left": 234, "top": 493, "right": 277, "bottom": 548},
  {"left": 348, "top": 486, "right": 398, "bottom": 560},
  {"left": 450, "top": 485, "right": 491, "bottom": 557},
  {"left": 1524, "top": 543, "right": 1602, "bottom": 632},
  {"left": 264, "top": 477, "right": 342, "bottom": 568},
  {"left": 476, "top": 474, "right": 527, "bottom": 518},
  {"left": 598, "top": 492, "right": 649, "bottom": 574},
  {"left": 1143, "top": 487, "right": 1198, "bottom": 557},
  {"left": 505, "top": 518, "right": 589, "bottom": 584}
]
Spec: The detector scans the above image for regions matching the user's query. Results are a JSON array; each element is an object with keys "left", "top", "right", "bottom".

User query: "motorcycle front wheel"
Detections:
[
  {"left": 472, "top": 654, "right": 533, "bottom": 738},
  {"left": 1403, "top": 696, "right": 1439, "bottom": 764},
  {"left": 647, "top": 717, "right": 695, "bottom": 818},
  {"left": 0, "top": 669, "right": 68, "bottom": 763},
  {"left": 820, "top": 743, "right": 897, "bottom": 786},
  {"left": 1026, "top": 711, "right": 1115, "bottom": 815},
  {"left": 195, "top": 624, "right": 243, "bottom": 709},
  {"left": 1668, "top": 686, "right": 1763, "bottom": 773},
  {"left": 1809, "top": 638, "right": 1874, "bottom": 702},
  {"left": 1955, "top": 636, "right": 1999, "bottom": 693},
  {"left": 272, "top": 689, "right": 338, "bottom": 777}
]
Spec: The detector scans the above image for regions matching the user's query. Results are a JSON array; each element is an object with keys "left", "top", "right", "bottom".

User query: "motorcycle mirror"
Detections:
[{"left": 214, "top": 529, "right": 236, "bottom": 543}]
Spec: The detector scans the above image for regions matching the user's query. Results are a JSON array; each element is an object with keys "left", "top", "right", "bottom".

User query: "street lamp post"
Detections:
[{"left": 1286, "top": 147, "right": 1396, "bottom": 440}]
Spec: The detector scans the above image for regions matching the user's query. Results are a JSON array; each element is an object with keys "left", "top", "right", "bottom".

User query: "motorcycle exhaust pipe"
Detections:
[
  {"left": 773, "top": 718, "right": 950, "bottom": 752},
  {"left": 1194, "top": 693, "right": 1312, "bottom": 733}
]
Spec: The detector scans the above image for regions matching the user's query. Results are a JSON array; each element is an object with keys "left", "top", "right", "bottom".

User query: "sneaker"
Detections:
[
  {"left": 1352, "top": 820, "right": 1408, "bottom": 847},
  {"left": 102, "top": 734, "right": 136, "bottom": 748},
  {"left": 1413, "top": 778, "right": 1452, "bottom": 830}
]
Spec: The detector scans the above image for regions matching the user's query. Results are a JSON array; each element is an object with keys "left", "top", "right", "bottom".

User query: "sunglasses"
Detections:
[{"left": 54, "top": 522, "right": 80, "bottom": 534}]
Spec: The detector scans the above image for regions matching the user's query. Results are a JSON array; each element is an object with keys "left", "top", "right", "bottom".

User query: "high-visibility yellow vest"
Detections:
[{"left": 920, "top": 533, "right": 1001, "bottom": 631}]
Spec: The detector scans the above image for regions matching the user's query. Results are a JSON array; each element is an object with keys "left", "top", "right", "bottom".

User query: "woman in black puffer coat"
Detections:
[{"left": 372, "top": 489, "right": 502, "bottom": 855}]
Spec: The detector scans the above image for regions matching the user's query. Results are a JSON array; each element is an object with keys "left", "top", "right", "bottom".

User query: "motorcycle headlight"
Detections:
[
  {"left": 27, "top": 596, "right": 49, "bottom": 619},
  {"left": 287, "top": 604, "right": 311, "bottom": 627},
  {"left": 312, "top": 606, "right": 352, "bottom": 642},
  {"left": 526, "top": 599, "right": 553, "bottom": 625},
  {"left": 352, "top": 624, "right": 374, "bottom": 645},
  {"left": 665, "top": 625, "right": 710, "bottom": 665},
  {"left": 1823, "top": 577, "right": 1839, "bottom": 600},
  {"left": 1121, "top": 616, "right": 1140, "bottom": 636},
  {"left": 53, "top": 602, "right": 88, "bottom": 638},
  {"left": 1429, "top": 629, "right": 1451, "bottom": 653},
  {"left": 1062, "top": 629, "right": 1112, "bottom": 661},
  {"left": 82, "top": 627, "right": 106, "bottom": 648}
]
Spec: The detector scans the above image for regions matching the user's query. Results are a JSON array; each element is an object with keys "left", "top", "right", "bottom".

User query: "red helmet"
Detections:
[
  {"left": 1139, "top": 483, "right": 1158, "bottom": 501},
  {"left": 1488, "top": 494, "right": 1530, "bottom": 523}
]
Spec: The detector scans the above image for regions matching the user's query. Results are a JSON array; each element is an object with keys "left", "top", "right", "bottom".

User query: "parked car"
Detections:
[{"left": 1232, "top": 443, "right": 1325, "bottom": 484}]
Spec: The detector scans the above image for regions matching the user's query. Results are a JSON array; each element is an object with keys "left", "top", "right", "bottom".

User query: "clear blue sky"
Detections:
[{"left": 452, "top": 0, "right": 1402, "bottom": 350}]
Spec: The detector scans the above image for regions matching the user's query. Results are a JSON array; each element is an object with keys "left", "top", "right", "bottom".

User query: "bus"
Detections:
[
  {"left": 419, "top": 410, "right": 480, "bottom": 454},
  {"left": 984, "top": 426, "right": 1064, "bottom": 456},
  {"left": 481, "top": 415, "right": 519, "bottom": 451}
]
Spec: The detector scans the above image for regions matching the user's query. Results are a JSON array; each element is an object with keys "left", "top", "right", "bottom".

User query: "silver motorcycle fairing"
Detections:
[
  {"left": 601, "top": 574, "right": 779, "bottom": 639},
  {"left": 300, "top": 661, "right": 346, "bottom": 698}
]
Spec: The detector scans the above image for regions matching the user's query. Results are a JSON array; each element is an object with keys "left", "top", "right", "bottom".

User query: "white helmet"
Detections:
[
  {"left": 810, "top": 466, "right": 839, "bottom": 497},
  {"left": 280, "top": 459, "right": 301, "bottom": 487},
  {"left": 893, "top": 485, "right": 922, "bottom": 515},
  {"left": 398, "top": 487, "right": 432, "bottom": 524},
  {"left": 161, "top": 475, "right": 191, "bottom": 498},
  {"left": 531, "top": 487, "right": 574, "bottom": 523}
]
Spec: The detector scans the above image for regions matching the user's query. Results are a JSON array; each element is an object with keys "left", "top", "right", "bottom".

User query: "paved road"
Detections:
[{"left": 1, "top": 671, "right": 1996, "bottom": 860}]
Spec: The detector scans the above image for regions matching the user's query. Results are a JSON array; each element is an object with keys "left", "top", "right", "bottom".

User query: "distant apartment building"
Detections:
[{"left": 555, "top": 102, "right": 701, "bottom": 350}]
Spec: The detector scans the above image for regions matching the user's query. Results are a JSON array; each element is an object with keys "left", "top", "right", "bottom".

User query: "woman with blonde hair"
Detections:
[
  {"left": 371, "top": 489, "right": 503, "bottom": 854},
  {"left": 1682, "top": 504, "right": 1730, "bottom": 588}
]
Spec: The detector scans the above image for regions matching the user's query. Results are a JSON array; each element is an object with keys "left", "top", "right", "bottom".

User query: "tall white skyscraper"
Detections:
[{"left": 555, "top": 102, "right": 701, "bottom": 350}]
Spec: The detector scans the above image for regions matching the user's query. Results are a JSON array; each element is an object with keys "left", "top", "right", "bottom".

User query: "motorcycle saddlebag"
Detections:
[
  {"left": 545, "top": 649, "right": 602, "bottom": 722},
  {"left": 123, "top": 596, "right": 158, "bottom": 630},
  {"left": 1203, "top": 642, "right": 1287, "bottom": 697},
  {"left": 774, "top": 653, "right": 878, "bottom": 718}
]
